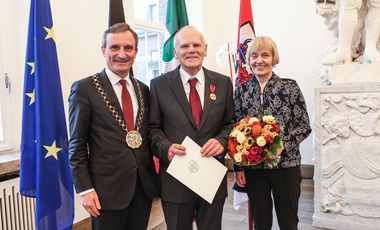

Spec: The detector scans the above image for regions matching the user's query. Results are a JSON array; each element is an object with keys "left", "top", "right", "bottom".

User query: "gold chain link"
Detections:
[{"left": 92, "top": 73, "right": 145, "bottom": 133}]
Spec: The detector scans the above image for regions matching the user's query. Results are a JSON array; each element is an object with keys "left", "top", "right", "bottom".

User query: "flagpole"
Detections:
[
  {"left": 228, "top": 43, "right": 234, "bottom": 82},
  {"left": 234, "top": 0, "right": 255, "bottom": 229}
]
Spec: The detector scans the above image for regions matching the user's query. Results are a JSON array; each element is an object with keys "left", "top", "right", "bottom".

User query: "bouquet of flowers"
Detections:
[{"left": 228, "top": 115, "right": 283, "bottom": 168}]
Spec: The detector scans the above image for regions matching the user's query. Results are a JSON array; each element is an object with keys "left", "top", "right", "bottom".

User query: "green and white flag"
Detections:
[{"left": 163, "top": 0, "right": 189, "bottom": 72}]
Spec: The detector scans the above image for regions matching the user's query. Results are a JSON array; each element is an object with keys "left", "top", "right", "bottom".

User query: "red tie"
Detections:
[
  {"left": 119, "top": 79, "right": 134, "bottom": 131},
  {"left": 188, "top": 78, "right": 202, "bottom": 128}
]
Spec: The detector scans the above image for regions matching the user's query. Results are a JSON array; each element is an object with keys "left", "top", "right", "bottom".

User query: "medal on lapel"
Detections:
[
  {"left": 125, "top": 77, "right": 145, "bottom": 149},
  {"left": 210, "top": 84, "right": 216, "bottom": 100},
  {"left": 126, "top": 130, "right": 142, "bottom": 149}
]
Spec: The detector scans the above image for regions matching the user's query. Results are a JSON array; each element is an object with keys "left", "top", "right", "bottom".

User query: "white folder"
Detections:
[{"left": 167, "top": 136, "right": 228, "bottom": 204}]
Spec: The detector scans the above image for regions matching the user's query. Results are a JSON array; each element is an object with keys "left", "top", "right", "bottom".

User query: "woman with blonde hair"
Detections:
[{"left": 233, "top": 36, "right": 311, "bottom": 230}]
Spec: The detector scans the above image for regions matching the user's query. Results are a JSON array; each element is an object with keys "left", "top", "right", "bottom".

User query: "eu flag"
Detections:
[{"left": 20, "top": 0, "right": 74, "bottom": 229}]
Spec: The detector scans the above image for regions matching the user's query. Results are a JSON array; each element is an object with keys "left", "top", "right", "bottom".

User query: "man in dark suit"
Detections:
[
  {"left": 68, "top": 23, "right": 159, "bottom": 230},
  {"left": 149, "top": 26, "right": 235, "bottom": 230}
]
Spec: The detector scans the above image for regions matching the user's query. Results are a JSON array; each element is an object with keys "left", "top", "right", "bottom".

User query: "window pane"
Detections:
[
  {"left": 133, "top": 0, "right": 167, "bottom": 24},
  {"left": 134, "top": 28, "right": 165, "bottom": 85},
  {"left": 0, "top": 56, "right": 4, "bottom": 143}
]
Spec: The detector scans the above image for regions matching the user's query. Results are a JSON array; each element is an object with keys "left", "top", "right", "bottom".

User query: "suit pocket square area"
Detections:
[{"left": 91, "top": 164, "right": 115, "bottom": 175}]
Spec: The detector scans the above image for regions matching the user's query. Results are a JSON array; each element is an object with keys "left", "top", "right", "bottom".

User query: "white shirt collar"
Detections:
[
  {"left": 105, "top": 67, "right": 132, "bottom": 87},
  {"left": 179, "top": 67, "right": 205, "bottom": 86}
]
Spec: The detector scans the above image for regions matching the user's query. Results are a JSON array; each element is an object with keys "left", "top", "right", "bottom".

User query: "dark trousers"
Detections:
[
  {"left": 91, "top": 176, "right": 152, "bottom": 230},
  {"left": 162, "top": 196, "right": 225, "bottom": 230},
  {"left": 245, "top": 166, "right": 302, "bottom": 230}
]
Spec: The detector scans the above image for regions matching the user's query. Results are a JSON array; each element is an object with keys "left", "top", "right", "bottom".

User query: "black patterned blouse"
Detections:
[{"left": 234, "top": 72, "right": 312, "bottom": 169}]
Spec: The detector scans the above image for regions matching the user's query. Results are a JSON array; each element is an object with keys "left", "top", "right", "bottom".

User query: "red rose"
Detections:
[
  {"left": 247, "top": 153, "right": 262, "bottom": 165},
  {"left": 248, "top": 146, "right": 263, "bottom": 165},
  {"left": 272, "top": 123, "right": 280, "bottom": 133}
]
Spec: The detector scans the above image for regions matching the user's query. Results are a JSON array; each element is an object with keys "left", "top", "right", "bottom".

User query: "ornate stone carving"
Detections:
[{"left": 314, "top": 86, "right": 380, "bottom": 229}]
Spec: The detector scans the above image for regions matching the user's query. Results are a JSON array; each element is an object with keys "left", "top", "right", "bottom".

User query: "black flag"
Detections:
[
  {"left": 108, "top": 0, "right": 135, "bottom": 76},
  {"left": 109, "top": 0, "right": 125, "bottom": 26}
]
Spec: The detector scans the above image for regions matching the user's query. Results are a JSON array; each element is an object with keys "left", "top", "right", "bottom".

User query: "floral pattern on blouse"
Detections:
[{"left": 234, "top": 73, "right": 312, "bottom": 169}]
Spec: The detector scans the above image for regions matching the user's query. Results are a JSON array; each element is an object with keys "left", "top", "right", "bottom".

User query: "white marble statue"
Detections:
[{"left": 317, "top": 0, "right": 380, "bottom": 65}]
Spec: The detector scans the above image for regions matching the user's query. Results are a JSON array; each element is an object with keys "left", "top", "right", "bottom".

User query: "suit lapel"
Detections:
[
  {"left": 200, "top": 68, "right": 214, "bottom": 129},
  {"left": 169, "top": 70, "right": 197, "bottom": 128},
  {"left": 98, "top": 70, "right": 124, "bottom": 122}
]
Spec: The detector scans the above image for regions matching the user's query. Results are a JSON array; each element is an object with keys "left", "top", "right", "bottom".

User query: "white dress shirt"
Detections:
[{"left": 106, "top": 67, "right": 139, "bottom": 122}]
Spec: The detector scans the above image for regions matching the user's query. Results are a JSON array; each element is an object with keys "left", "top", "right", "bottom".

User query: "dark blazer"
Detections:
[
  {"left": 234, "top": 73, "right": 311, "bottom": 169},
  {"left": 149, "top": 67, "right": 235, "bottom": 203},
  {"left": 68, "top": 70, "right": 159, "bottom": 210}
]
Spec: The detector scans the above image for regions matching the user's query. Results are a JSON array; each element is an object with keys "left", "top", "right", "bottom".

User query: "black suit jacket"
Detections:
[
  {"left": 149, "top": 67, "right": 234, "bottom": 203},
  {"left": 68, "top": 70, "right": 159, "bottom": 210}
]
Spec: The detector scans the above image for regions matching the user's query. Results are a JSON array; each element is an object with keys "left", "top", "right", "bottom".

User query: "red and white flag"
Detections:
[{"left": 235, "top": 0, "right": 255, "bottom": 86}]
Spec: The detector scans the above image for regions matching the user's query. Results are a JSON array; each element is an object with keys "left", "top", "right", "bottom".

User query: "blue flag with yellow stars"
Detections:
[{"left": 20, "top": 0, "right": 74, "bottom": 229}]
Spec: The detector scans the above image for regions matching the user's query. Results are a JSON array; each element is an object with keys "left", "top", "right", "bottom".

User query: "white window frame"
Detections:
[
  {"left": 0, "top": 1, "right": 14, "bottom": 152},
  {"left": 0, "top": 69, "right": 12, "bottom": 152},
  {"left": 0, "top": 0, "right": 25, "bottom": 153},
  {"left": 126, "top": 0, "right": 167, "bottom": 83}
]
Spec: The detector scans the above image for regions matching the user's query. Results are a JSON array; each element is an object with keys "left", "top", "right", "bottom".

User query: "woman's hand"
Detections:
[
  {"left": 235, "top": 171, "right": 246, "bottom": 187},
  {"left": 276, "top": 145, "right": 285, "bottom": 157}
]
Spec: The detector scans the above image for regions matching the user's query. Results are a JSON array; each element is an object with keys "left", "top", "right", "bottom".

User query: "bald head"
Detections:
[{"left": 174, "top": 26, "right": 206, "bottom": 48}]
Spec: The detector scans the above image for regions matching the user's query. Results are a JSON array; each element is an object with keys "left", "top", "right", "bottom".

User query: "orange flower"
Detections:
[{"left": 251, "top": 122, "right": 262, "bottom": 138}]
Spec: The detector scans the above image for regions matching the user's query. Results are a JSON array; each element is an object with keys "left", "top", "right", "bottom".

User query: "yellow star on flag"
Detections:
[
  {"left": 26, "top": 62, "right": 35, "bottom": 75},
  {"left": 44, "top": 26, "right": 55, "bottom": 42},
  {"left": 44, "top": 141, "right": 62, "bottom": 160},
  {"left": 25, "top": 89, "right": 35, "bottom": 105}
]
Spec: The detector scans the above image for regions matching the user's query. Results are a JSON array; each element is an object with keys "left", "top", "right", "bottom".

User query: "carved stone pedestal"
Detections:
[{"left": 313, "top": 66, "right": 380, "bottom": 229}]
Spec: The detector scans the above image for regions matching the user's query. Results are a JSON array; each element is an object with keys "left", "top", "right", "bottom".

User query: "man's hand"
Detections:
[
  {"left": 81, "top": 190, "right": 101, "bottom": 217},
  {"left": 235, "top": 171, "right": 246, "bottom": 187},
  {"left": 167, "top": 144, "right": 186, "bottom": 161},
  {"left": 200, "top": 138, "right": 224, "bottom": 157}
]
